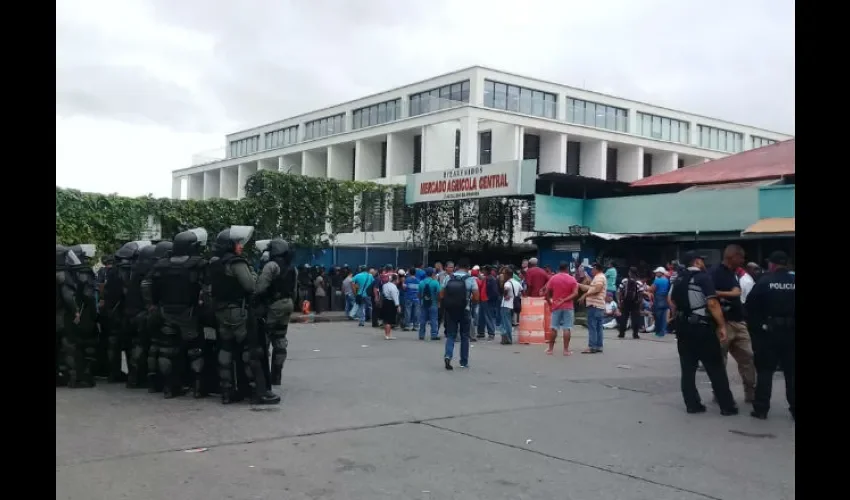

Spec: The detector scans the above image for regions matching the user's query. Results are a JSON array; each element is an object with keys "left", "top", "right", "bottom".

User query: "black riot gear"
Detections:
[
  {"left": 64, "top": 250, "right": 98, "bottom": 388},
  {"left": 268, "top": 239, "right": 292, "bottom": 262},
  {"left": 215, "top": 225, "right": 254, "bottom": 256},
  {"left": 173, "top": 228, "right": 208, "bottom": 257},
  {"left": 153, "top": 241, "right": 173, "bottom": 259},
  {"left": 208, "top": 254, "right": 251, "bottom": 305}
]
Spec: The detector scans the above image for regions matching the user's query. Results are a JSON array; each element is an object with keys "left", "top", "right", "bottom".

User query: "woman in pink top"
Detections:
[{"left": 545, "top": 262, "right": 580, "bottom": 355}]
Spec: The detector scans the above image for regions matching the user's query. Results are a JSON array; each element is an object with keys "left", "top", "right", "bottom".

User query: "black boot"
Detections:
[
  {"left": 271, "top": 370, "right": 282, "bottom": 386},
  {"left": 221, "top": 387, "right": 235, "bottom": 405},
  {"left": 147, "top": 374, "right": 161, "bottom": 393},
  {"left": 249, "top": 361, "right": 280, "bottom": 405},
  {"left": 192, "top": 377, "right": 205, "bottom": 399}
]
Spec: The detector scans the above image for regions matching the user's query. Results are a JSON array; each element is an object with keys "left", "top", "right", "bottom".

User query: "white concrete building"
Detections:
[{"left": 172, "top": 66, "right": 792, "bottom": 248}]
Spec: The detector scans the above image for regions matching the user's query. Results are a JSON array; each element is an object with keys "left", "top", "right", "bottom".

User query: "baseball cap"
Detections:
[
  {"left": 768, "top": 251, "right": 789, "bottom": 266},
  {"left": 682, "top": 251, "right": 706, "bottom": 265},
  {"left": 398, "top": 269, "right": 406, "bottom": 276},
  {"left": 653, "top": 266, "right": 667, "bottom": 275}
]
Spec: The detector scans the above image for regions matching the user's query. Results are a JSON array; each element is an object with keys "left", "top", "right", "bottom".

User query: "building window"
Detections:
[
  {"left": 413, "top": 134, "right": 422, "bottom": 174},
  {"left": 606, "top": 148, "right": 618, "bottom": 181},
  {"left": 380, "top": 141, "right": 387, "bottom": 178},
  {"left": 523, "top": 133, "right": 540, "bottom": 173},
  {"left": 409, "top": 80, "right": 470, "bottom": 116},
  {"left": 483, "top": 80, "right": 557, "bottom": 119},
  {"left": 751, "top": 136, "right": 777, "bottom": 149},
  {"left": 304, "top": 114, "right": 345, "bottom": 140},
  {"left": 567, "top": 98, "right": 628, "bottom": 132},
  {"left": 643, "top": 152, "right": 653, "bottom": 178},
  {"left": 391, "top": 186, "right": 412, "bottom": 231},
  {"left": 478, "top": 131, "right": 492, "bottom": 165},
  {"left": 566, "top": 141, "right": 581, "bottom": 176},
  {"left": 352, "top": 99, "right": 401, "bottom": 130},
  {"left": 263, "top": 126, "right": 299, "bottom": 150},
  {"left": 697, "top": 125, "right": 743, "bottom": 153},
  {"left": 636, "top": 112, "right": 690, "bottom": 144},
  {"left": 360, "top": 191, "right": 386, "bottom": 232},
  {"left": 228, "top": 135, "right": 261, "bottom": 158}
]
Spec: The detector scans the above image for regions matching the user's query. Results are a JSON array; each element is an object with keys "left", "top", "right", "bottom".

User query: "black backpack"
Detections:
[
  {"left": 442, "top": 275, "right": 469, "bottom": 313},
  {"left": 421, "top": 281, "right": 433, "bottom": 307}
]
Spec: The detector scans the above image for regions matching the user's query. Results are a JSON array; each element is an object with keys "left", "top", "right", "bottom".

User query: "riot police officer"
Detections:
[
  {"left": 65, "top": 244, "right": 99, "bottom": 388},
  {"left": 669, "top": 251, "right": 738, "bottom": 416},
  {"left": 255, "top": 239, "right": 298, "bottom": 387},
  {"left": 746, "top": 251, "right": 795, "bottom": 421},
  {"left": 149, "top": 229, "right": 208, "bottom": 398},
  {"left": 124, "top": 245, "right": 157, "bottom": 388},
  {"left": 56, "top": 245, "right": 80, "bottom": 386},
  {"left": 209, "top": 226, "right": 279, "bottom": 405},
  {"left": 141, "top": 240, "right": 172, "bottom": 393},
  {"left": 105, "top": 240, "right": 152, "bottom": 382}
]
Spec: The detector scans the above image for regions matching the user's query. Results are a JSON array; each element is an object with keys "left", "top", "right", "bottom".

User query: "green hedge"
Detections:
[{"left": 55, "top": 170, "right": 395, "bottom": 255}]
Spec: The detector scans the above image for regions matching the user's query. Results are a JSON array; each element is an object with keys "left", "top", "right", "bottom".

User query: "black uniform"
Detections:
[
  {"left": 124, "top": 245, "right": 157, "bottom": 388},
  {"left": 65, "top": 245, "right": 99, "bottom": 388},
  {"left": 669, "top": 262, "right": 737, "bottom": 414},
  {"left": 105, "top": 241, "right": 150, "bottom": 382},
  {"left": 150, "top": 230, "right": 207, "bottom": 398},
  {"left": 745, "top": 255, "right": 795, "bottom": 420},
  {"left": 209, "top": 226, "right": 279, "bottom": 405},
  {"left": 141, "top": 241, "right": 172, "bottom": 393},
  {"left": 56, "top": 245, "right": 80, "bottom": 386},
  {"left": 255, "top": 239, "right": 297, "bottom": 386}
]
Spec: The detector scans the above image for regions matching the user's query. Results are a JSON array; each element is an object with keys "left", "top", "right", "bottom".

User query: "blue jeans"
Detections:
[
  {"left": 477, "top": 301, "right": 496, "bottom": 336},
  {"left": 470, "top": 303, "right": 479, "bottom": 331},
  {"left": 404, "top": 299, "right": 420, "bottom": 329},
  {"left": 586, "top": 306, "right": 604, "bottom": 351},
  {"left": 345, "top": 293, "right": 355, "bottom": 318},
  {"left": 654, "top": 307, "right": 669, "bottom": 337},
  {"left": 444, "top": 309, "right": 471, "bottom": 366},
  {"left": 492, "top": 301, "right": 502, "bottom": 327},
  {"left": 419, "top": 304, "right": 439, "bottom": 339},
  {"left": 357, "top": 295, "right": 372, "bottom": 326},
  {"left": 500, "top": 307, "right": 513, "bottom": 343}
]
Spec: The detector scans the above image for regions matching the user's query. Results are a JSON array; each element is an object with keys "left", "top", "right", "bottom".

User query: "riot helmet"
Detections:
[
  {"left": 255, "top": 239, "right": 271, "bottom": 254},
  {"left": 137, "top": 244, "right": 157, "bottom": 264},
  {"left": 70, "top": 244, "right": 97, "bottom": 265},
  {"left": 115, "top": 240, "right": 152, "bottom": 261},
  {"left": 260, "top": 251, "right": 270, "bottom": 263},
  {"left": 56, "top": 244, "right": 79, "bottom": 268},
  {"left": 215, "top": 225, "right": 254, "bottom": 255},
  {"left": 268, "top": 238, "right": 292, "bottom": 264},
  {"left": 173, "top": 228, "right": 208, "bottom": 257},
  {"left": 153, "top": 241, "right": 173, "bottom": 259}
]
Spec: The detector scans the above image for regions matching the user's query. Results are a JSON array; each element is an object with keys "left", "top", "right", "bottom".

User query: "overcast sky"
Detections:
[{"left": 56, "top": 0, "right": 795, "bottom": 198}]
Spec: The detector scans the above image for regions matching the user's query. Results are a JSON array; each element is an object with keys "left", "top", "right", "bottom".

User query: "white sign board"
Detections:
[{"left": 405, "top": 160, "right": 522, "bottom": 204}]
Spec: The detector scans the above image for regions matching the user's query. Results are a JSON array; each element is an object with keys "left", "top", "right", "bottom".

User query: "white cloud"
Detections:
[{"left": 56, "top": 0, "right": 794, "bottom": 197}]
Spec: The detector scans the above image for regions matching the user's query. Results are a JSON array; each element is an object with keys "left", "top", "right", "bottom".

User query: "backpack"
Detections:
[
  {"left": 421, "top": 281, "right": 434, "bottom": 307},
  {"left": 623, "top": 278, "right": 639, "bottom": 304},
  {"left": 442, "top": 275, "right": 469, "bottom": 313}
]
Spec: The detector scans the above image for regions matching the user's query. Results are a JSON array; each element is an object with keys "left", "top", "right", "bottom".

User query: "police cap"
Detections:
[{"left": 768, "top": 251, "right": 789, "bottom": 266}]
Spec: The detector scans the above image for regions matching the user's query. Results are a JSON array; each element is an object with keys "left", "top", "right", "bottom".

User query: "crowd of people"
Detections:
[{"left": 57, "top": 234, "right": 794, "bottom": 420}]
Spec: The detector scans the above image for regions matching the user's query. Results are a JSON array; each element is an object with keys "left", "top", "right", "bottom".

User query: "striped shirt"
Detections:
[{"left": 586, "top": 273, "right": 607, "bottom": 309}]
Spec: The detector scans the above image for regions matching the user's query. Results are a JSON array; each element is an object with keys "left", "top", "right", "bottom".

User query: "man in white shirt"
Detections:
[{"left": 739, "top": 262, "right": 760, "bottom": 304}]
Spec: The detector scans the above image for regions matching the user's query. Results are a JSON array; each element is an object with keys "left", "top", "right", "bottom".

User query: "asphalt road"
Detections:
[{"left": 56, "top": 322, "right": 795, "bottom": 500}]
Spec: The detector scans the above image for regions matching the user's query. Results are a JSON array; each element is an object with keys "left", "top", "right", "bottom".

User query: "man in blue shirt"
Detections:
[
  {"left": 351, "top": 267, "right": 375, "bottom": 327},
  {"left": 651, "top": 267, "right": 671, "bottom": 337},
  {"left": 440, "top": 258, "right": 479, "bottom": 370},
  {"left": 418, "top": 268, "right": 441, "bottom": 341},
  {"left": 403, "top": 269, "right": 422, "bottom": 331}
]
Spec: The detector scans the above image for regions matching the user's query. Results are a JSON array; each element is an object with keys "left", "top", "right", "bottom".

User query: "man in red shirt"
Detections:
[
  {"left": 545, "top": 261, "right": 580, "bottom": 355},
  {"left": 524, "top": 257, "right": 550, "bottom": 297}
]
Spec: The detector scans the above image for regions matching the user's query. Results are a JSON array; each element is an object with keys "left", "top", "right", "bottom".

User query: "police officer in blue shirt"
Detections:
[
  {"left": 669, "top": 251, "right": 738, "bottom": 415},
  {"left": 745, "top": 251, "right": 795, "bottom": 421}
]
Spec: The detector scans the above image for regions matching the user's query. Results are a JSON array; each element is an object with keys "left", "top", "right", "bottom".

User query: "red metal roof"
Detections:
[{"left": 631, "top": 139, "right": 795, "bottom": 187}]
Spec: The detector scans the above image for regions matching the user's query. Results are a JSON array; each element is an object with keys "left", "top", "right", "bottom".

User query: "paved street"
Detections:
[{"left": 56, "top": 322, "right": 795, "bottom": 500}]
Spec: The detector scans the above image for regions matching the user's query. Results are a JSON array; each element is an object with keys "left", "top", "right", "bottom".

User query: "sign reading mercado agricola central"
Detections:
[{"left": 406, "top": 160, "right": 530, "bottom": 205}]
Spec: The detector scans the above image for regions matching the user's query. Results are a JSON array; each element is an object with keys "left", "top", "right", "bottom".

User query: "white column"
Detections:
[
  {"left": 655, "top": 151, "right": 679, "bottom": 175},
  {"left": 539, "top": 132, "right": 567, "bottom": 174},
  {"left": 618, "top": 145, "right": 644, "bottom": 182},
  {"left": 468, "top": 68, "right": 483, "bottom": 106},
  {"left": 458, "top": 115, "right": 479, "bottom": 168},
  {"left": 188, "top": 173, "right": 204, "bottom": 200},
  {"left": 220, "top": 166, "right": 238, "bottom": 199},
  {"left": 171, "top": 177, "right": 182, "bottom": 199},
  {"left": 579, "top": 140, "right": 607, "bottom": 180},
  {"left": 203, "top": 169, "right": 221, "bottom": 199},
  {"left": 277, "top": 156, "right": 285, "bottom": 171}
]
